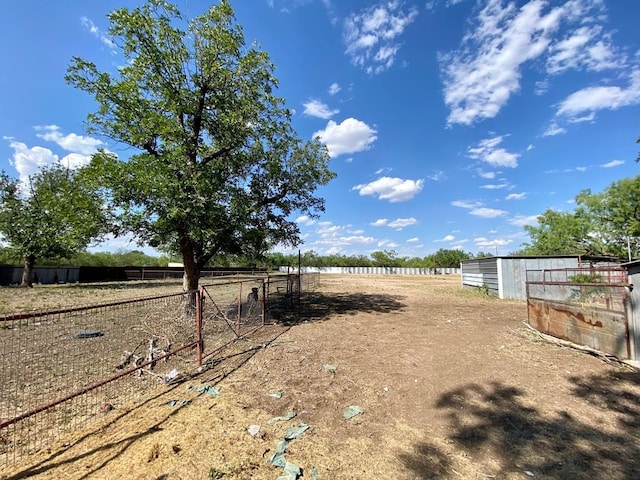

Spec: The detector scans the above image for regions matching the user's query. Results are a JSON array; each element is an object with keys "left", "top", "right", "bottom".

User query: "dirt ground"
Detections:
[{"left": 2, "top": 275, "right": 640, "bottom": 480}]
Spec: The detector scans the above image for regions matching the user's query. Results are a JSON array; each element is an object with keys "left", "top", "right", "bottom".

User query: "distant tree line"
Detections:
[
  {"left": 266, "top": 248, "right": 489, "bottom": 269},
  {"left": 0, "top": 247, "right": 487, "bottom": 270}
]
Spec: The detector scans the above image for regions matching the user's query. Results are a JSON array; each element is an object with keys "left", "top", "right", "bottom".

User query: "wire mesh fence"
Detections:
[
  {"left": 0, "top": 292, "right": 199, "bottom": 466},
  {"left": 200, "top": 278, "right": 266, "bottom": 363},
  {"left": 0, "top": 273, "right": 315, "bottom": 468}
]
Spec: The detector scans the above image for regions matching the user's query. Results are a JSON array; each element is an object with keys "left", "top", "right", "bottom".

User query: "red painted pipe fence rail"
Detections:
[{"left": 0, "top": 273, "right": 317, "bottom": 468}]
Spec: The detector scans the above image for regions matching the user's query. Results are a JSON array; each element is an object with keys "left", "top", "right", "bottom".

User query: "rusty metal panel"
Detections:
[{"left": 527, "top": 298, "right": 629, "bottom": 358}]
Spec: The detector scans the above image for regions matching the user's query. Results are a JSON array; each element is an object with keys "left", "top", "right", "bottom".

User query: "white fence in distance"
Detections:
[{"left": 278, "top": 266, "right": 461, "bottom": 275}]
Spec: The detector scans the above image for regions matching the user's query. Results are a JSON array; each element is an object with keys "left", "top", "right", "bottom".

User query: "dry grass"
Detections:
[{"left": 2, "top": 275, "right": 640, "bottom": 479}]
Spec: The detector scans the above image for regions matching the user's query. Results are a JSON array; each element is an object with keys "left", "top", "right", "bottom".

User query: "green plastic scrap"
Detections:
[
  {"left": 284, "top": 423, "right": 310, "bottom": 440},
  {"left": 267, "top": 438, "right": 288, "bottom": 467},
  {"left": 343, "top": 405, "right": 365, "bottom": 420},
  {"left": 268, "top": 411, "right": 297, "bottom": 424},
  {"left": 311, "top": 466, "right": 319, "bottom": 479},
  {"left": 322, "top": 363, "right": 337, "bottom": 374},
  {"left": 188, "top": 384, "right": 219, "bottom": 397},
  {"left": 166, "top": 400, "right": 192, "bottom": 407},
  {"left": 276, "top": 461, "right": 302, "bottom": 480}
]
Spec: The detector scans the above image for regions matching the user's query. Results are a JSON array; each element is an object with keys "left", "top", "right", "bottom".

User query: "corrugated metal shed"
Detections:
[
  {"left": 462, "top": 255, "right": 618, "bottom": 300},
  {"left": 622, "top": 259, "right": 640, "bottom": 363}
]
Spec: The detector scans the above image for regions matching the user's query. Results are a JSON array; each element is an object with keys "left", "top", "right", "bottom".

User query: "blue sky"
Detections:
[{"left": 1, "top": 0, "right": 640, "bottom": 258}]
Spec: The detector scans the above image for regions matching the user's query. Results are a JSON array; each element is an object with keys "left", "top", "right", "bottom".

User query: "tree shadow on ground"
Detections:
[
  {"left": 5, "top": 328, "right": 288, "bottom": 480},
  {"left": 400, "top": 371, "right": 640, "bottom": 479},
  {"left": 272, "top": 291, "right": 407, "bottom": 326}
]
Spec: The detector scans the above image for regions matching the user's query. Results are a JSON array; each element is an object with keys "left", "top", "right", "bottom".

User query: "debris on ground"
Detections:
[
  {"left": 247, "top": 425, "right": 261, "bottom": 437},
  {"left": 74, "top": 330, "right": 104, "bottom": 339},
  {"left": 266, "top": 423, "right": 311, "bottom": 477},
  {"left": 164, "top": 369, "right": 181, "bottom": 383},
  {"left": 268, "top": 411, "right": 297, "bottom": 424},
  {"left": 267, "top": 391, "right": 284, "bottom": 398},
  {"left": 283, "top": 423, "right": 309, "bottom": 440},
  {"left": 321, "top": 363, "right": 337, "bottom": 374},
  {"left": 267, "top": 438, "right": 288, "bottom": 467},
  {"left": 343, "top": 405, "right": 364, "bottom": 420},
  {"left": 166, "top": 400, "right": 191, "bottom": 407},
  {"left": 276, "top": 461, "right": 302, "bottom": 480},
  {"left": 188, "top": 384, "right": 220, "bottom": 397}
]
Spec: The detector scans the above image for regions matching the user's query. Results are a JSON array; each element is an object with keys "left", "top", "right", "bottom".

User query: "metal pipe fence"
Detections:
[
  {"left": 0, "top": 273, "right": 314, "bottom": 468},
  {"left": 0, "top": 291, "right": 199, "bottom": 467},
  {"left": 526, "top": 267, "right": 629, "bottom": 311}
]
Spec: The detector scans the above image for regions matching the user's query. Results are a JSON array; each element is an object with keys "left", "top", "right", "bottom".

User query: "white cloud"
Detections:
[
  {"left": 452, "top": 200, "right": 482, "bottom": 209},
  {"left": 506, "top": 192, "right": 526, "bottom": 200},
  {"left": 80, "top": 16, "right": 115, "bottom": 49},
  {"left": 468, "top": 135, "right": 519, "bottom": 168},
  {"left": 313, "top": 118, "right": 377, "bottom": 158},
  {"left": 377, "top": 240, "right": 399, "bottom": 248},
  {"left": 328, "top": 82, "right": 341, "bottom": 95},
  {"left": 407, "top": 237, "right": 420, "bottom": 243},
  {"left": 440, "top": 0, "right": 565, "bottom": 125},
  {"left": 534, "top": 79, "right": 550, "bottom": 96},
  {"left": 556, "top": 70, "right": 640, "bottom": 119},
  {"left": 601, "top": 159, "right": 624, "bottom": 168},
  {"left": 481, "top": 182, "right": 510, "bottom": 190},
  {"left": 343, "top": 2, "right": 418, "bottom": 74},
  {"left": 371, "top": 218, "right": 388, "bottom": 227},
  {"left": 509, "top": 214, "right": 539, "bottom": 227},
  {"left": 295, "top": 215, "right": 316, "bottom": 226},
  {"left": 352, "top": 176, "right": 424, "bottom": 203},
  {"left": 303, "top": 99, "right": 339, "bottom": 119},
  {"left": 435, "top": 234, "right": 456, "bottom": 242},
  {"left": 308, "top": 222, "right": 378, "bottom": 254},
  {"left": 567, "top": 112, "right": 595, "bottom": 124},
  {"left": 542, "top": 122, "right": 567, "bottom": 137},
  {"left": 474, "top": 237, "right": 513, "bottom": 248},
  {"left": 387, "top": 217, "right": 418, "bottom": 229},
  {"left": 440, "top": 0, "right": 621, "bottom": 126},
  {"left": 35, "top": 125, "right": 103, "bottom": 155},
  {"left": 546, "top": 25, "right": 625, "bottom": 75},
  {"left": 469, "top": 207, "right": 508, "bottom": 218},
  {"left": 89, "top": 233, "right": 159, "bottom": 256},
  {"left": 5, "top": 132, "right": 97, "bottom": 185},
  {"left": 526, "top": 144, "right": 534, "bottom": 151},
  {"left": 428, "top": 170, "right": 445, "bottom": 181},
  {"left": 452, "top": 199, "right": 507, "bottom": 218},
  {"left": 478, "top": 170, "right": 497, "bottom": 179}
]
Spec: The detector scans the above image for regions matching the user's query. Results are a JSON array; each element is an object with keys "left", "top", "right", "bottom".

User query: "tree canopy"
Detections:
[
  {"left": 0, "top": 165, "right": 108, "bottom": 286},
  {"left": 520, "top": 174, "right": 640, "bottom": 260},
  {"left": 66, "top": 0, "right": 335, "bottom": 290}
]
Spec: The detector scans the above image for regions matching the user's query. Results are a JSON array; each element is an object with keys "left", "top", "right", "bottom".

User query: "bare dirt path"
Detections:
[{"left": 2, "top": 275, "right": 640, "bottom": 479}]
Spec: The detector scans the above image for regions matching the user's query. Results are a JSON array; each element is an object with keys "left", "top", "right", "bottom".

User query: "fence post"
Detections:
[
  {"left": 196, "top": 289, "right": 203, "bottom": 367},
  {"left": 237, "top": 281, "right": 243, "bottom": 335},
  {"left": 262, "top": 278, "right": 266, "bottom": 326}
]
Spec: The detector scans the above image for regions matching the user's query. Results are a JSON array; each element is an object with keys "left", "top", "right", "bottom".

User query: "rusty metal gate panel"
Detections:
[{"left": 526, "top": 267, "right": 631, "bottom": 359}]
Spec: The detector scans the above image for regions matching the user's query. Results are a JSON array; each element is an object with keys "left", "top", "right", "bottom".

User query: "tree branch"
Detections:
[{"left": 199, "top": 146, "right": 233, "bottom": 167}]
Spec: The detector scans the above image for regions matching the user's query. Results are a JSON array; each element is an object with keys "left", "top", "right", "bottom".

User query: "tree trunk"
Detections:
[
  {"left": 180, "top": 236, "right": 199, "bottom": 315},
  {"left": 21, "top": 255, "right": 36, "bottom": 288},
  {"left": 181, "top": 237, "right": 199, "bottom": 291}
]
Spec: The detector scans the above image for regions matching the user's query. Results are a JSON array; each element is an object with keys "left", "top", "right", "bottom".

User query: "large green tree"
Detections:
[
  {"left": 520, "top": 175, "right": 640, "bottom": 259},
  {"left": 66, "top": 0, "right": 335, "bottom": 290},
  {"left": 428, "top": 248, "right": 471, "bottom": 268},
  {"left": 520, "top": 209, "right": 602, "bottom": 256},
  {"left": 576, "top": 175, "right": 640, "bottom": 260},
  {"left": 0, "top": 165, "right": 108, "bottom": 286}
]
